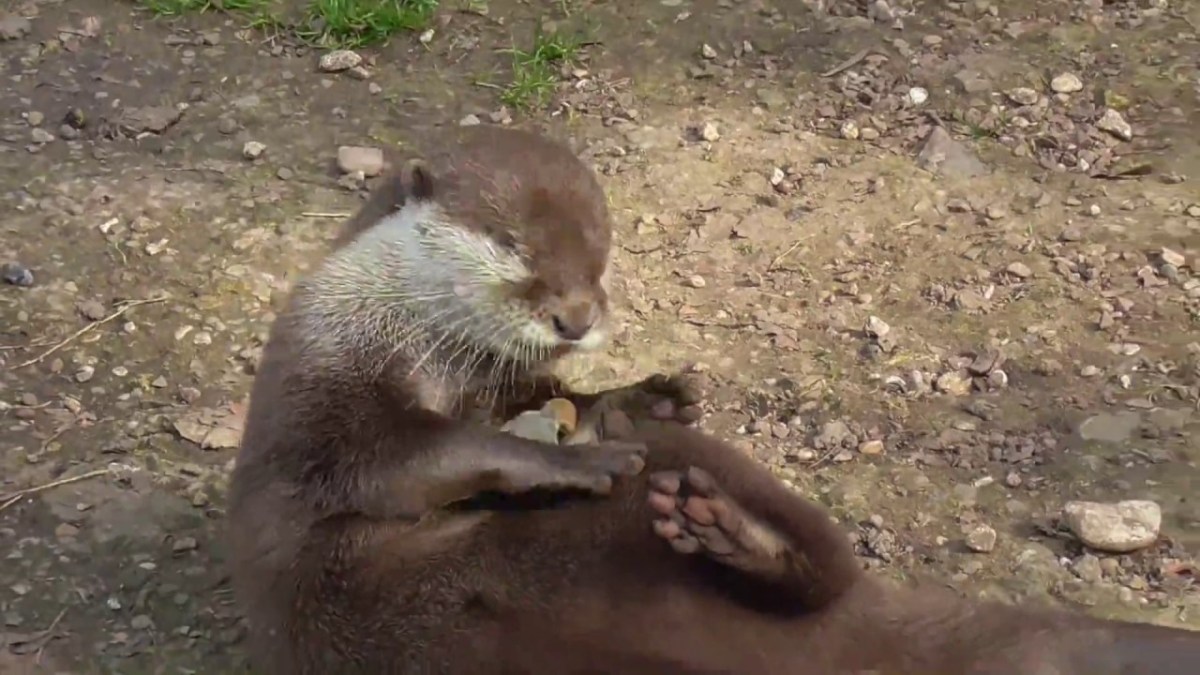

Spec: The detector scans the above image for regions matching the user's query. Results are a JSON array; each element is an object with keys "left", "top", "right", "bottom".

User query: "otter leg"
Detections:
[
  {"left": 379, "top": 424, "right": 649, "bottom": 520},
  {"left": 646, "top": 466, "right": 845, "bottom": 609}
]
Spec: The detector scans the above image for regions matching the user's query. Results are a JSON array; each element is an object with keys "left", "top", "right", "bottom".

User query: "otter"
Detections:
[
  {"left": 227, "top": 124, "right": 700, "bottom": 674},
  {"left": 228, "top": 125, "right": 1200, "bottom": 674}
]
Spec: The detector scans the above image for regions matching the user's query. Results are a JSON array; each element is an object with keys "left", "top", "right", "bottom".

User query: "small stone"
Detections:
[
  {"left": 1159, "top": 247, "right": 1185, "bottom": 268},
  {"left": 686, "top": 275, "right": 706, "bottom": 289},
  {"left": 1050, "top": 73, "right": 1084, "bottom": 94},
  {"left": 55, "top": 523, "right": 80, "bottom": 539},
  {"left": 907, "top": 87, "right": 928, "bottom": 106},
  {"left": 935, "top": 371, "right": 971, "bottom": 396},
  {"left": 1, "top": 262, "right": 34, "bottom": 287},
  {"left": 459, "top": 114, "right": 481, "bottom": 126},
  {"left": 865, "top": 315, "right": 890, "bottom": 338},
  {"left": 242, "top": 141, "right": 266, "bottom": 160},
  {"left": 700, "top": 43, "right": 717, "bottom": 59},
  {"left": 921, "top": 34, "right": 942, "bottom": 47},
  {"left": 276, "top": 167, "right": 293, "bottom": 181},
  {"left": 31, "top": 128, "right": 55, "bottom": 144},
  {"left": 916, "top": 126, "right": 987, "bottom": 178},
  {"left": 965, "top": 525, "right": 997, "bottom": 553},
  {"left": 26, "top": 110, "right": 44, "bottom": 126},
  {"left": 78, "top": 299, "right": 107, "bottom": 320},
  {"left": 75, "top": 366, "right": 95, "bottom": 383},
  {"left": 1080, "top": 365, "right": 1101, "bottom": 377},
  {"left": 336, "top": 146, "right": 384, "bottom": 177},
  {"left": 1096, "top": 108, "right": 1133, "bottom": 141},
  {"left": 318, "top": 49, "right": 362, "bottom": 72},
  {"left": 987, "top": 369, "right": 1008, "bottom": 388},
  {"left": 1072, "top": 553, "right": 1104, "bottom": 583},
  {"left": 0, "top": 15, "right": 32, "bottom": 41},
  {"left": 131, "top": 615, "right": 153, "bottom": 630},
  {"left": 1087, "top": 204, "right": 1102, "bottom": 217},
  {"left": 700, "top": 122, "right": 720, "bottom": 142},
  {"left": 858, "top": 439, "right": 884, "bottom": 455},
  {"left": 1005, "top": 87, "right": 1040, "bottom": 106},
  {"left": 172, "top": 536, "right": 199, "bottom": 553},
  {"left": 839, "top": 120, "right": 860, "bottom": 140},
  {"left": 1005, "top": 262, "right": 1032, "bottom": 279},
  {"left": 1004, "top": 471, "right": 1022, "bottom": 488},
  {"left": 217, "top": 117, "right": 238, "bottom": 135},
  {"left": 1062, "top": 500, "right": 1161, "bottom": 553}
]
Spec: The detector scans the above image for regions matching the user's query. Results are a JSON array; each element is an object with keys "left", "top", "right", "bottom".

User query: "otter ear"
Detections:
[{"left": 400, "top": 159, "right": 435, "bottom": 201}]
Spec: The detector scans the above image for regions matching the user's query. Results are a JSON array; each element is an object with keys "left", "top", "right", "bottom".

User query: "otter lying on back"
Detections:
[{"left": 228, "top": 126, "right": 1200, "bottom": 674}]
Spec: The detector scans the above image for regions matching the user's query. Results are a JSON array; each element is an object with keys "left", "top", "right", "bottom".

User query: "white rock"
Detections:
[
  {"left": 318, "top": 49, "right": 362, "bottom": 72},
  {"left": 965, "top": 524, "right": 997, "bottom": 553},
  {"left": 700, "top": 43, "right": 717, "bottom": 59},
  {"left": 1005, "top": 87, "right": 1039, "bottom": 106},
  {"left": 1096, "top": 108, "right": 1133, "bottom": 141},
  {"left": 1160, "top": 247, "right": 1185, "bottom": 268},
  {"left": 1050, "top": 73, "right": 1084, "bottom": 94},
  {"left": 336, "top": 146, "right": 384, "bottom": 177},
  {"left": 700, "top": 122, "right": 720, "bottom": 142},
  {"left": 840, "top": 120, "right": 860, "bottom": 140},
  {"left": 865, "top": 315, "right": 891, "bottom": 338},
  {"left": 242, "top": 141, "right": 266, "bottom": 160},
  {"left": 1062, "top": 500, "right": 1161, "bottom": 553},
  {"left": 907, "top": 86, "right": 929, "bottom": 105}
]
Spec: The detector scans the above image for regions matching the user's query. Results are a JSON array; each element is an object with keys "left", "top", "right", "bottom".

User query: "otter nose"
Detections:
[{"left": 551, "top": 310, "right": 595, "bottom": 342}]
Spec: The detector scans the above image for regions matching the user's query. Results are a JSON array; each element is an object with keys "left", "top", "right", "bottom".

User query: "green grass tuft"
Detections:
[
  {"left": 299, "top": 0, "right": 438, "bottom": 48},
  {"left": 499, "top": 27, "right": 583, "bottom": 110},
  {"left": 136, "top": 0, "right": 437, "bottom": 48}
]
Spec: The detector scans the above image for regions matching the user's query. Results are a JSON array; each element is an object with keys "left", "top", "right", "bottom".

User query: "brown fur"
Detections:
[{"left": 228, "top": 126, "right": 1199, "bottom": 674}]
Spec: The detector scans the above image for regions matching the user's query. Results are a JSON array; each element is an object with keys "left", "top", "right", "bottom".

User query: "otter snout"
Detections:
[
  {"left": 550, "top": 301, "right": 602, "bottom": 343},
  {"left": 554, "top": 300, "right": 604, "bottom": 338}
]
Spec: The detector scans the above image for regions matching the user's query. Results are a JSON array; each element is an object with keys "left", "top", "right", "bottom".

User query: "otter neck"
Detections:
[{"left": 292, "top": 200, "right": 545, "bottom": 389}]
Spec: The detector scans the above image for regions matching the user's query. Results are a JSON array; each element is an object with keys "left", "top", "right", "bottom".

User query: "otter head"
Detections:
[{"left": 350, "top": 128, "right": 614, "bottom": 365}]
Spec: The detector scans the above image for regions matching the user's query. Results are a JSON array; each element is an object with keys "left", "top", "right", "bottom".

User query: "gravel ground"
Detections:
[{"left": 1, "top": 0, "right": 1198, "bottom": 672}]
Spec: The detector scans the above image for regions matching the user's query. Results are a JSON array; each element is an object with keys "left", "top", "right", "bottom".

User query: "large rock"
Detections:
[{"left": 1062, "top": 500, "right": 1161, "bottom": 553}]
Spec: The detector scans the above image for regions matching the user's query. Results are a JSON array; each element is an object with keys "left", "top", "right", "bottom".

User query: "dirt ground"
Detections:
[{"left": 1, "top": 0, "right": 1199, "bottom": 672}]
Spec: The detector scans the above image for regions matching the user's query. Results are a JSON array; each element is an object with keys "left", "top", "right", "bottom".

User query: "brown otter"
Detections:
[
  {"left": 227, "top": 124, "right": 701, "bottom": 674},
  {"left": 228, "top": 125, "right": 1200, "bottom": 674}
]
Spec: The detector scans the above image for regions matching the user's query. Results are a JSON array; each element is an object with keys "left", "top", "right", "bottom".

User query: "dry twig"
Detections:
[
  {"left": 13, "top": 296, "right": 167, "bottom": 369},
  {"left": 0, "top": 469, "right": 111, "bottom": 513}
]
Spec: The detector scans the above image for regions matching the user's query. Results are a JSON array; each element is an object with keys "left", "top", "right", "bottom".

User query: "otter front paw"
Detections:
[
  {"left": 647, "top": 467, "right": 787, "bottom": 574},
  {"left": 497, "top": 442, "right": 647, "bottom": 496},
  {"left": 584, "top": 373, "right": 706, "bottom": 439}
]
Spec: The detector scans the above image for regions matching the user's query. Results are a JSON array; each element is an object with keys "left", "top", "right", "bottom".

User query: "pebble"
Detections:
[
  {"left": 26, "top": 110, "right": 43, "bottom": 126},
  {"left": 1050, "top": 73, "right": 1084, "bottom": 94},
  {"left": 459, "top": 114, "right": 481, "bottom": 126},
  {"left": 318, "top": 49, "right": 362, "bottom": 72},
  {"left": 217, "top": 117, "right": 238, "bottom": 135},
  {"left": 700, "top": 122, "right": 720, "bottom": 142},
  {"left": 31, "top": 128, "right": 55, "bottom": 144},
  {"left": 685, "top": 274, "right": 706, "bottom": 288},
  {"left": 865, "top": 315, "right": 890, "bottom": 338},
  {"left": 858, "top": 439, "right": 884, "bottom": 455},
  {"left": 242, "top": 141, "right": 266, "bottom": 160},
  {"left": 1072, "top": 553, "right": 1104, "bottom": 583},
  {"left": 1159, "top": 247, "right": 1185, "bottom": 268},
  {"left": 1005, "top": 87, "right": 1039, "bottom": 106},
  {"left": 1096, "top": 108, "right": 1133, "bottom": 141},
  {"left": 1005, "top": 262, "right": 1033, "bottom": 279},
  {"left": 1062, "top": 500, "right": 1161, "bottom": 553},
  {"left": 1, "top": 262, "right": 34, "bottom": 286},
  {"left": 336, "top": 146, "right": 384, "bottom": 177},
  {"left": 75, "top": 366, "right": 95, "bottom": 383},
  {"left": 1080, "top": 365, "right": 1101, "bottom": 377},
  {"left": 935, "top": 371, "right": 971, "bottom": 396},
  {"left": 839, "top": 120, "right": 860, "bottom": 140},
  {"left": 965, "top": 525, "right": 997, "bottom": 553},
  {"left": 700, "top": 43, "right": 717, "bottom": 59},
  {"left": 907, "top": 87, "right": 928, "bottom": 105}
]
